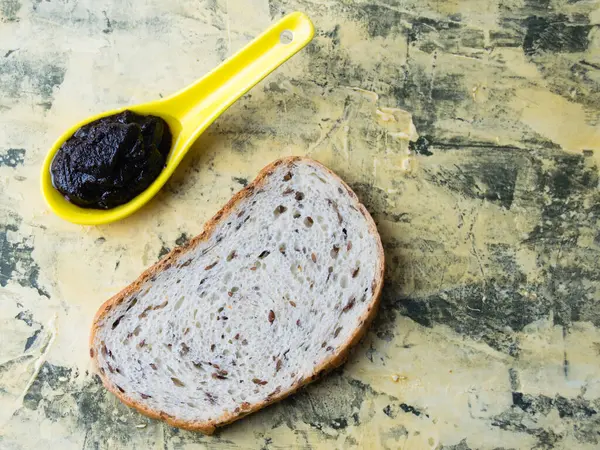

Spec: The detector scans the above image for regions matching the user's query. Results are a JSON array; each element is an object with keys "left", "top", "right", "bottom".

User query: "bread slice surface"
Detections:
[{"left": 90, "top": 157, "right": 384, "bottom": 434}]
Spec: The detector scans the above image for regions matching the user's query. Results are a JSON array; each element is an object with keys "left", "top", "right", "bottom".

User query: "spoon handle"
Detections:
[{"left": 161, "top": 12, "right": 314, "bottom": 158}]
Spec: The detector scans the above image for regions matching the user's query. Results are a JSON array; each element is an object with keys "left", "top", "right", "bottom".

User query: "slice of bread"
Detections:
[{"left": 89, "top": 157, "right": 384, "bottom": 434}]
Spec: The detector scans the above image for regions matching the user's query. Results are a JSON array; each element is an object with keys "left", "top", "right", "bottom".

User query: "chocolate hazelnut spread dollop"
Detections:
[{"left": 51, "top": 110, "right": 172, "bottom": 209}]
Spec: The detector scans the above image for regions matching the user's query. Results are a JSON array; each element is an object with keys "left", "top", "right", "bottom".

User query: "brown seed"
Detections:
[
  {"left": 205, "top": 261, "right": 218, "bottom": 270},
  {"left": 326, "top": 346, "right": 334, "bottom": 352},
  {"left": 241, "top": 401, "right": 251, "bottom": 409},
  {"left": 242, "top": 339, "right": 248, "bottom": 345},
  {"left": 227, "top": 251, "right": 237, "bottom": 261},
  {"left": 304, "top": 216, "right": 314, "bottom": 227},
  {"left": 116, "top": 385, "right": 125, "bottom": 393},
  {"left": 321, "top": 342, "right": 327, "bottom": 348},
  {"left": 289, "top": 301, "right": 296, "bottom": 307},
  {"left": 258, "top": 250, "right": 270, "bottom": 259},
  {"left": 311, "top": 253, "right": 317, "bottom": 263},
  {"left": 275, "top": 359, "right": 282, "bottom": 372},
  {"left": 210, "top": 344, "right": 216, "bottom": 351},
  {"left": 141, "top": 393, "right": 151, "bottom": 399},
  {"left": 180, "top": 259, "right": 192, "bottom": 268},
  {"left": 139, "top": 305, "right": 152, "bottom": 319},
  {"left": 283, "top": 172, "right": 293, "bottom": 181},
  {"left": 334, "top": 326, "right": 342, "bottom": 338},
  {"left": 342, "top": 297, "right": 356, "bottom": 313},
  {"left": 153, "top": 300, "right": 168, "bottom": 310},
  {"left": 352, "top": 267, "right": 360, "bottom": 278},
  {"left": 250, "top": 266, "right": 257, "bottom": 271},
  {"left": 252, "top": 378, "right": 268, "bottom": 385},
  {"left": 295, "top": 192, "right": 305, "bottom": 201},
  {"left": 274, "top": 205, "right": 287, "bottom": 216},
  {"left": 296, "top": 319, "right": 301, "bottom": 326},
  {"left": 89, "top": 348, "right": 94, "bottom": 358},
  {"left": 283, "top": 188, "right": 294, "bottom": 195},
  {"left": 212, "top": 370, "right": 228, "bottom": 380},
  {"left": 184, "top": 327, "right": 190, "bottom": 335},
  {"left": 266, "top": 386, "right": 282, "bottom": 400},
  {"left": 331, "top": 246, "right": 340, "bottom": 258},
  {"left": 347, "top": 241, "right": 353, "bottom": 251},
  {"left": 150, "top": 363, "right": 158, "bottom": 370},
  {"left": 171, "top": 377, "right": 185, "bottom": 387},
  {"left": 234, "top": 333, "right": 240, "bottom": 340},
  {"left": 268, "top": 310, "right": 275, "bottom": 324}
]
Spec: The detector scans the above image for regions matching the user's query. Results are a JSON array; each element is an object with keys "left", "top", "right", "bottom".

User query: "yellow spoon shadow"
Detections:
[{"left": 41, "top": 12, "right": 314, "bottom": 225}]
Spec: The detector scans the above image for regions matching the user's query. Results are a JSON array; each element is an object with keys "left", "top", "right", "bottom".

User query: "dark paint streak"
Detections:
[
  {"left": 15, "top": 310, "right": 33, "bottom": 326},
  {"left": 409, "top": 136, "right": 433, "bottom": 156},
  {"left": 508, "top": 368, "right": 520, "bottom": 391},
  {"left": 157, "top": 245, "right": 170, "bottom": 259},
  {"left": 579, "top": 60, "right": 600, "bottom": 71},
  {"left": 23, "top": 362, "right": 157, "bottom": 446},
  {"left": 0, "top": 0, "right": 21, "bottom": 22},
  {"left": 232, "top": 176, "right": 248, "bottom": 186},
  {"left": 264, "top": 372, "right": 373, "bottom": 434},
  {"left": 0, "top": 148, "right": 25, "bottom": 167},
  {"left": 440, "top": 439, "right": 473, "bottom": 450},
  {"left": 523, "top": 15, "right": 591, "bottom": 56},
  {"left": 175, "top": 233, "right": 189, "bottom": 246},
  {"left": 0, "top": 57, "right": 66, "bottom": 104},
  {"left": 497, "top": 391, "right": 599, "bottom": 446},
  {"left": 0, "top": 215, "right": 49, "bottom": 298},
  {"left": 562, "top": 326, "right": 569, "bottom": 379},
  {"left": 24, "top": 328, "right": 41, "bottom": 351},
  {"left": 426, "top": 158, "right": 519, "bottom": 209},
  {"left": 102, "top": 10, "right": 112, "bottom": 34}
]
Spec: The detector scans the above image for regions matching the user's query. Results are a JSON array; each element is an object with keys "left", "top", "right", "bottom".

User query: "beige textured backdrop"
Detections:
[{"left": 1, "top": 0, "right": 599, "bottom": 448}]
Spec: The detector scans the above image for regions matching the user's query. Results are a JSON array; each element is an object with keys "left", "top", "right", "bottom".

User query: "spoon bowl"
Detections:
[{"left": 41, "top": 12, "right": 314, "bottom": 225}]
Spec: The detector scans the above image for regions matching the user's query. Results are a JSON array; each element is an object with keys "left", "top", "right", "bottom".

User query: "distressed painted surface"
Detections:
[{"left": 1, "top": 0, "right": 599, "bottom": 449}]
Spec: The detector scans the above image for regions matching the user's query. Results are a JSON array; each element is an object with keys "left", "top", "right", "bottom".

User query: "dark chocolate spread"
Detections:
[{"left": 51, "top": 110, "right": 172, "bottom": 209}]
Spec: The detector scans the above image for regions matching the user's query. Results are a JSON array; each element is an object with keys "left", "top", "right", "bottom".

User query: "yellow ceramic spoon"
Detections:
[{"left": 41, "top": 12, "right": 314, "bottom": 225}]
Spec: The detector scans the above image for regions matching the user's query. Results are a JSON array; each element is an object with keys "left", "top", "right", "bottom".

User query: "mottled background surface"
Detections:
[{"left": 1, "top": 0, "right": 599, "bottom": 449}]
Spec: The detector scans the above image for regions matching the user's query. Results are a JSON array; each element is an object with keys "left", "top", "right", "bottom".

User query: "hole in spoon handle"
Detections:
[
  {"left": 161, "top": 12, "right": 315, "bottom": 156},
  {"left": 280, "top": 30, "right": 294, "bottom": 44}
]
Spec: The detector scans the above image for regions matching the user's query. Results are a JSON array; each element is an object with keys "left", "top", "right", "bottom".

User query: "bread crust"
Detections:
[{"left": 89, "top": 156, "right": 385, "bottom": 434}]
